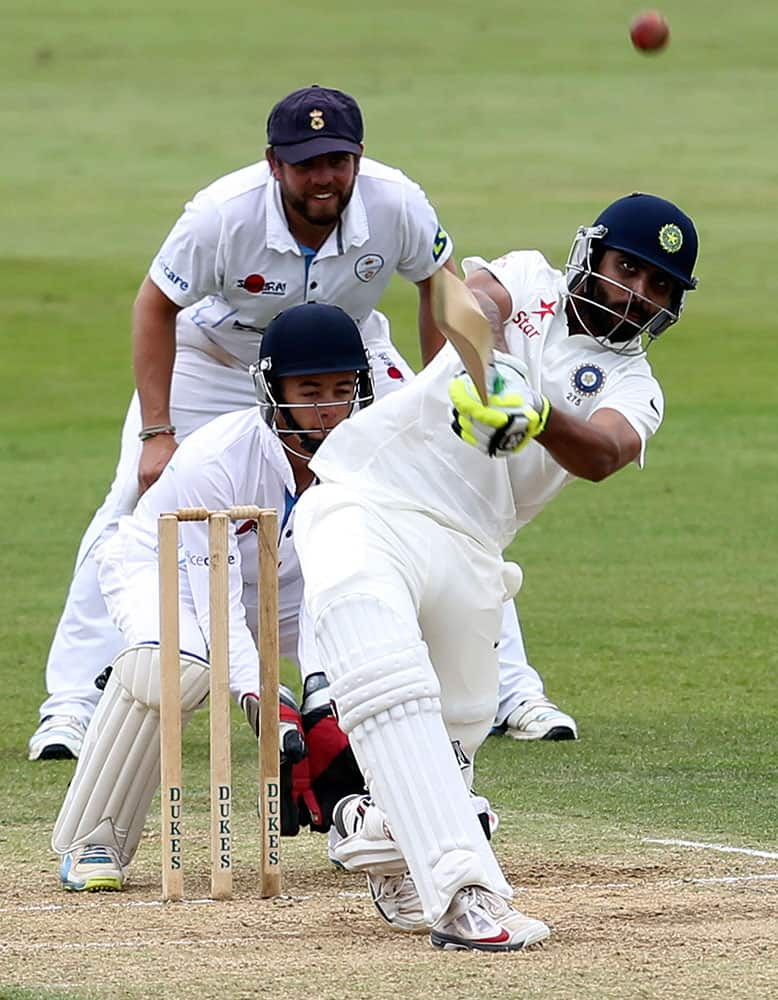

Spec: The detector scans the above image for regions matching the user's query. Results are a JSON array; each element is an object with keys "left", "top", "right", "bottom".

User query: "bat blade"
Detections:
[{"left": 430, "top": 268, "right": 493, "bottom": 403}]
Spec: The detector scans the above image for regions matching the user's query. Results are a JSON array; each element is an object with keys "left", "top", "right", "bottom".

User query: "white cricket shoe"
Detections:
[
  {"left": 368, "top": 871, "right": 427, "bottom": 933},
  {"left": 430, "top": 886, "right": 550, "bottom": 952},
  {"left": 504, "top": 697, "right": 578, "bottom": 741},
  {"left": 328, "top": 794, "right": 406, "bottom": 874},
  {"left": 59, "top": 845, "right": 125, "bottom": 892},
  {"left": 28, "top": 715, "right": 87, "bottom": 761}
]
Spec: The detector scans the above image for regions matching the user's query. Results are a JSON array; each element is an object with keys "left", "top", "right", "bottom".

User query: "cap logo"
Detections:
[
  {"left": 658, "top": 223, "right": 683, "bottom": 254},
  {"left": 309, "top": 108, "right": 325, "bottom": 131}
]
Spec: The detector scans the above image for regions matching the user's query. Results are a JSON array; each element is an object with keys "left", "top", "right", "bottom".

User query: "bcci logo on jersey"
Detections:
[{"left": 570, "top": 363, "right": 606, "bottom": 396}]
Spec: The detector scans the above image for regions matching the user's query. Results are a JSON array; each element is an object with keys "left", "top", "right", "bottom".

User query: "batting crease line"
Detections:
[
  {"left": 642, "top": 837, "right": 778, "bottom": 860},
  {"left": 0, "top": 934, "right": 301, "bottom": 953},
  {"left": 2, "top": 872, "right": 776, "bottom": 920}
]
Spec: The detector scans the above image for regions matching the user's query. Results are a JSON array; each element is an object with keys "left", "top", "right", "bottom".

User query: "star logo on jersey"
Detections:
[{"left": 532, "top": 299, "right": 556, "bottom": 320}]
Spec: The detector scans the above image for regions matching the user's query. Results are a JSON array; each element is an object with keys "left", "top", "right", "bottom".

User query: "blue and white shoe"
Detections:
[
  {"left": 60, "top": 845, "right": 124, "bottom": 892},
  {"left": 496, "top": 697, "right": 578, "bottom": 741},
  {"left": 28, "top": 715, "right": 87, "bottom": 761}
]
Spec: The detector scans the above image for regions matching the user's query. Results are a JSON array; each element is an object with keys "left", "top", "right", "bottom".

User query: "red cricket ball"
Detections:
[{"left": 630, "top": 10, "right": 670, "bottom": 52}]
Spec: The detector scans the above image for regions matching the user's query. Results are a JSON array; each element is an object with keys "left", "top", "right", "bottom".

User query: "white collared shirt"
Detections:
[
  {"left": 148, "top": 157, "right": 452, "bottom": 366},
  {"left": 112, "top": 408, "right": 303, "bottom": 689}
]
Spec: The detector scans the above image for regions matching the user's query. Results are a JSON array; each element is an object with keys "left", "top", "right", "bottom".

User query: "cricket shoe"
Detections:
[
  {"left": 328, "top": 794, "right": 406, "bottom": 874},
  {"left": 60, "top": 845, "right": 125, "bottom": 892},
  {"left": 28, "top": 715, "right": 88, "bottom": 761},
  {"left": 430, "top": 886, "right": 550, "bottom": 952},
  {"left": 501, "top": 697, "right": 578, "bottom": 741},
  {"left": 367, "top": 871, "right": 427, "bottom": 933}
]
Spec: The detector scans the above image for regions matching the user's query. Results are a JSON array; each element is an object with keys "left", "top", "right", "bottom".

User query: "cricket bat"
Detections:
[{"left": 430, "top": 267, "right": 493, "bottom": 404}]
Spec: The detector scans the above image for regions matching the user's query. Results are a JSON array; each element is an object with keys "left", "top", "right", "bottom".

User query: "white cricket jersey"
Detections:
[
  {"left": 113, "top": 408, "right": 302, "bottom": 680},
  {"left": 310, "top": 250, "right": 664, "bottom": 553},
  {"left": 148, "top": 157, "right": 452, "bottom": 367}
]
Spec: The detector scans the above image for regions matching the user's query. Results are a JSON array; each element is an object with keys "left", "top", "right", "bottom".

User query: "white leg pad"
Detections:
[
  {"left": 316, "top": 595, "right": 512, "bottom": 925},
  {"left": 52, "top": 644, "right": 210, "bottom": 867}
]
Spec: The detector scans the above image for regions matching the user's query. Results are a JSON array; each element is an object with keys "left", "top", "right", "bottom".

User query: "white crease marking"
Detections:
[{"left": 642, "top": 837, "right": 778, "bottom": 859}]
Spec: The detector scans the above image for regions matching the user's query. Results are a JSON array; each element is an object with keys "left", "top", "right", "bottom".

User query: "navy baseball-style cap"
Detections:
[{"left": 267, "top": 86, "right": 364, "bottom": 163}]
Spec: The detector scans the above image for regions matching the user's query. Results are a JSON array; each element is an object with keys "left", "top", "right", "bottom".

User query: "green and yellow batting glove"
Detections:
[{"left": 448, "top": 361, "right": 551, "bottom": 458}]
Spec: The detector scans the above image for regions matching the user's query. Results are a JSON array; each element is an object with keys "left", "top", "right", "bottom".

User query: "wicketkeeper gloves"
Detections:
[
  {"left": 298, "top": 672, "right": 365, "bottom": 833},
  {"left": 241, "top": 677, "right": 365, "bottom": 836},
  {"left": 449, "top": 360, "right": 551, "bottom": 458},
  {"left": 242, "top": 687, "right": 313, "bottom": 836}
]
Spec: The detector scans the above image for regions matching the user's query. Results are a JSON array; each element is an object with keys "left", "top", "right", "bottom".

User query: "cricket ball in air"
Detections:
[{"left": 630, "top": 10, "right": 670, "bottom": 52}]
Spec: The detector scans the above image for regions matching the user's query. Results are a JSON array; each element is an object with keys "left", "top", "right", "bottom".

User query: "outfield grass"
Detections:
[{"left": 1, "top": 1, "right": 776, "bottom": 995}]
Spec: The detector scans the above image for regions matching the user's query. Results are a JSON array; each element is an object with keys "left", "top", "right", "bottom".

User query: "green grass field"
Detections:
[{"left": 1, "top": 1, "right": 776, "bottom": 997}]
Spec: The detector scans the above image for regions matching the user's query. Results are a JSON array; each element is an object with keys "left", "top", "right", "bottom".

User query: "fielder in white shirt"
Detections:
[
  {"left": 29, "top": 85, "right": 458, "bottom": 760},
  {"left": 293, "top": 193, "right": 699, "bottom": 952},
  {"left": 53, "top": 303, "right": 373, "bottom": 891}
]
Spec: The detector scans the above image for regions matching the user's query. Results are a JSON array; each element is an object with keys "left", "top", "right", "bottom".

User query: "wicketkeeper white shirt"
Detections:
[
  {"left": 148, "top": 157, "right": 453, "bottom": 367},
  {"left": 100, "top": 408, "right": 305, "bottom": 697},
  {"left": 310, "top": 250, "right": 664, "bottom": 552}
]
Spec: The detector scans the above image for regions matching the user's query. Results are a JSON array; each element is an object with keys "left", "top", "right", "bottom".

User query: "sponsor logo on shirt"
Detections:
[
  {"left": 376, "top": 352, "right": 406, "bottom": 381},
  {"left": 532, "top": 299, "right": 556, "bottom": 320},
  {"left": 511, "top": 310, "right": 542, "bottom": 338},
  {"left": 570, "top": 363, "right": 606, "bottom": 396},
  {"left": 432, "top": 226, "right": 448, "bottom": 262},
  {"left": 187, "top": 551, "right": 238, "bottom": 567},
  {"left": 159, "top": 258, "right": 189, "bottom": 292},
  {"left": 237, "top": 274, "right": 287, "bottom": 296},
  {"left": 354, "top": 254, "right": 384, "bottom": 282},
  {"left": 511, "top": 299, "right": 556, "bottom": 338}
]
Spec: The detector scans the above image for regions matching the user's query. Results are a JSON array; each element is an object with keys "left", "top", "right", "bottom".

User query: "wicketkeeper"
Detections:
[{"left": 52, "top": 304, "right": 371, "bottom": 891}]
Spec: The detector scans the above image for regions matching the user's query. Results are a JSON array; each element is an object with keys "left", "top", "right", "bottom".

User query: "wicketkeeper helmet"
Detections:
[{"left": 251, "top": 303, "right": 373, "bottom": 453}]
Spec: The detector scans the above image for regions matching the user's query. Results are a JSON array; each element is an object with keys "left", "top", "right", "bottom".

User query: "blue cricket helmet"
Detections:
[
  {"left": 258, "top": 302, "right": 371, "bottom": 376},
  {"left": 594, "top": 193, "right": 698, "bottom": 290},
  {"left": 251, "top": 303, "right": 374, "bottom": 454},
  {"left": 566, "top": 192, "right": 699, "bottom": 351}
]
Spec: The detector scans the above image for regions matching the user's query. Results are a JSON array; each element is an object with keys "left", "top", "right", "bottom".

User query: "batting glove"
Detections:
[{"left": 449, "top": 360, "right": 551, "bottom": 457}]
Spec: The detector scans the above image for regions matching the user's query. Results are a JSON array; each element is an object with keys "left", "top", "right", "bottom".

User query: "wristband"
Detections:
[{"left": 138, "top": 424, "right": 176, "bottom": 441}]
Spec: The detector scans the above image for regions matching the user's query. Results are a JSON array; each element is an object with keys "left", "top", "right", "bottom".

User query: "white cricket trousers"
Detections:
[{"left": 295, "top": 485, "right": 508, "bottom": 761}]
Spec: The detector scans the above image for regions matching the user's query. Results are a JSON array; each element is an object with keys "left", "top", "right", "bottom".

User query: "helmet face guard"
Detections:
[
  {"left": 565, "top": 193, "right": 699, "bottom": 355},
  {"left": 251, "top": 361, "right": 374, "bottom": 459}
]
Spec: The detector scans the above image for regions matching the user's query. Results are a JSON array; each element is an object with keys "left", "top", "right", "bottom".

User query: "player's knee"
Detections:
[
  {"left": 315, "top": 595, "right": 440, "bottom": 734},
  {"left": 112, "top": 644, "right": 210, "bottom": 713}
]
